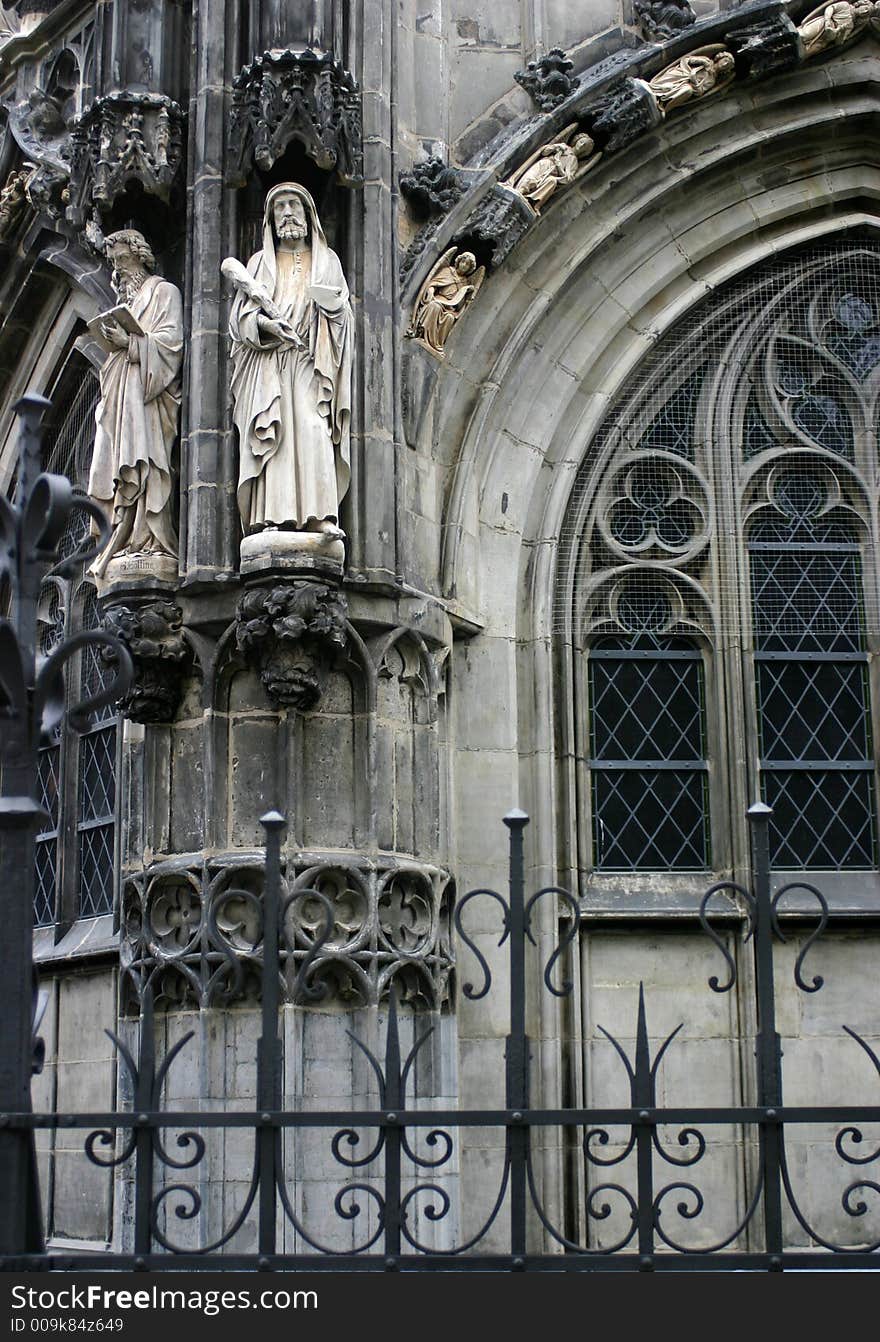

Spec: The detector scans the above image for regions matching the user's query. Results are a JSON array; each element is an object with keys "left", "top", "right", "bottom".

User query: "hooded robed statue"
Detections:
[{"left": 226, "top": 182, "right": 353, "bottom": 542}]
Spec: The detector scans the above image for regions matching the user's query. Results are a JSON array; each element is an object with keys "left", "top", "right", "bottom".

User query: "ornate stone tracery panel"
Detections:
[{"left": 121, "top": 852, "right": 454, "bottom": 1014}]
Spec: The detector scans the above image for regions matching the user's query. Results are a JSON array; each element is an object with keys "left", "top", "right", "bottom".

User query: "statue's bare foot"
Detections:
[{"left": 316, "top": 519, "right": 345, "bottom": 540}]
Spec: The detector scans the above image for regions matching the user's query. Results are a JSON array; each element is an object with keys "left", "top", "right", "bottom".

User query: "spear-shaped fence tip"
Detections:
[{"left": 260, "top": 810, "right": 286, "bottom": 829}]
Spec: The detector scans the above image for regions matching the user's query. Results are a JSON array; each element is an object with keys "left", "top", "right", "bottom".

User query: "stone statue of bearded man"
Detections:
[{"left": 226, "top": 183, "right": 353, "bottom": 548}]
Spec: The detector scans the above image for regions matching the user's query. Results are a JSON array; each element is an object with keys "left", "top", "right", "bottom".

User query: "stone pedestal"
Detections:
[
  {"left": 96, "top": 550, "right": 178, "bottom": 593},
  {"left": 240, "top": 530, "right": 345, "bottom": 581}
]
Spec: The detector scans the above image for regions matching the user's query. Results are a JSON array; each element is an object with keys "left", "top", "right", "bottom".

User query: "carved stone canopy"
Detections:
[
  {"left": 228, "top": 48, "right": 363, "bottom": 188},
  {"left": 65, "top": 91, "right": 185, "bottom": 229}
]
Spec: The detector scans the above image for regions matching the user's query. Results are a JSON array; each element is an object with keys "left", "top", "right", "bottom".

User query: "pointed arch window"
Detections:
[{"left": 562, "top": 238, "right": 880, "bottom": 889}]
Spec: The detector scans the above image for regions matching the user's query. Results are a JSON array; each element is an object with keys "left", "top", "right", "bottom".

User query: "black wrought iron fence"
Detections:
[{"left": 2, "top": 399, "right": 880, "bottom": 1272}]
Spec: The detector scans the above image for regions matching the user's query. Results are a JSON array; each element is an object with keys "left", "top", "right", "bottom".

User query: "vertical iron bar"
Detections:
[
  {"left": 503, "top": 808, "right": 530, "bottom": 1266},
  {"left": 133, "top": 986, "right": 155, "bottom": 1258},
  {"left": 257, "top": 811, "right": 285, "bottom": 1258},
  {"left": 633, "top": 984, "right": 655, "bottom": 1268},
  {"left": 0, "top": 396, "right": 52, "bottom": 1257},
  {"left": 383, "top": 989, "right": 402, "bottom": 1263},
  {"left": 748, "top": 801, "right": 784, "bottom": 1267}
]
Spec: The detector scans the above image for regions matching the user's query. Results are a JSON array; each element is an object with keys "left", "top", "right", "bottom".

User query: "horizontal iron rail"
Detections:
[
  {"left": 4, "top": 1106, "right": 880, "bottom": 1127},
  {"left": 3, "top": 1252, "right": 880, "bottom": 1272}
]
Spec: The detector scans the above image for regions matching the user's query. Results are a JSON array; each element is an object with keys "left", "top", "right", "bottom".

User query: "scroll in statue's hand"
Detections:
[{"left": 309, "top": 283, "right": 344, "bottom": 311}]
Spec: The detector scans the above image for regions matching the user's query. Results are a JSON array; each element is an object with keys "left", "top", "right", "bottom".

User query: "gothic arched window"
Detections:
[{"left": 561, "top": 238, "right": 880, "bottom": 888}]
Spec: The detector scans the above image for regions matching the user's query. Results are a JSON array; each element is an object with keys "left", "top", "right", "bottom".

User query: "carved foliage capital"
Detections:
[
  {"left": 514, "top": 47, "right": 580, "bottom": 111},
  {"left": 229, "top": 48, "right": 363, "bottom": 187},
  {"left": 399, "top": 156, "right": 468, "bottom": 219},
  {"left": 101, "top": 599, "right": 189, "bottom": 724},
  {"left": 236, "top": 579, "right": 348, "bottom": 709}
]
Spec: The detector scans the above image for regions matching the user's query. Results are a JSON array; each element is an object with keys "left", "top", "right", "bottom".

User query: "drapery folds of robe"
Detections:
[
  {"left": 229, "top": 183, "right": 353, "bottom": 535},
  {"left": 88, "top": 274, "right": 183, "bottom": 578}
]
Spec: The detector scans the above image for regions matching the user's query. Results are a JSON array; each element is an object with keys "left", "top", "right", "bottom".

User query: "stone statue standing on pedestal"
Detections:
[
  {"left": 225, "top": 182, "right": 353, "bottom": 545},
  {"left": 88, "top": 229, "right": 183, "bottom": 582}
]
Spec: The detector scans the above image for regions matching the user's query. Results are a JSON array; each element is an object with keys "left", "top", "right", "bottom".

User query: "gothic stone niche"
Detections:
[
  {"left": 228, "top": 48, "right": 363, "bottom": 189},
  {"left": 120, "top": 854, "right": 454, "bottom": 1013},
  {"left": 235, "top": 579, "right": 348, "bottom": 710},
  {"left": 100, "top": 600, "right": 190, "bottom": 724},
  {"left": 65, "top": 92, "right": 185, "bottom": 229}
]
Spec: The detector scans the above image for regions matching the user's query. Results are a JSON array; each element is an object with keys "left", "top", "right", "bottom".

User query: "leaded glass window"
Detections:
[
  {"left": 589, "top": 636, "right": 709, "bottom": 870},
  {"left": 77, "top": 589, "right": 117, "bottom": 917},
  {"left": 749, "top": 478, "right": 876, "bottom": 869},
  {"left": 31, "top": 360, "right": 118, "bottom": 924}
]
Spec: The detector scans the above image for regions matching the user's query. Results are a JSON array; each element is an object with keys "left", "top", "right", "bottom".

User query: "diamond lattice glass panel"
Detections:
[
  {"left": 78, "top": 725, "right": 115, "bottom": 917},
  {"left": 37, "top": 745, "right": 60, "bottom": 827},
  {"left": 33, "top": 745, "right": 60, "bottom": 924},
  {"left": 33, "top": 840, "right": 57, "bottom": 926},
  {"left": 589, "top": 637, "right": 709, "bottom": 869},
  {"left": 750, "top": 546, "right": 864, "bottom": 652},
  {"left": 79, "top": 727, "right": 115, "bottom": 823},
  {"left": 764, "top": 771, "right": 876, "bottom": 869},
  {"left": 591, "top": 652, "right": 705, "bottom": 761},
  {"left": 757, "top": 662, "right": 872, "bottom": 762},
  {"left": 750, "top": 505, "right": 876, "bottom": 868},
  {"left": 592, "top": 770, "right": 708, "bottom": 871},
  {"left": 78, "top": 822, "right": 114, "bottom": 917},
  {"left": 635, "top": 368, "right": 704, "bottom": 460}
]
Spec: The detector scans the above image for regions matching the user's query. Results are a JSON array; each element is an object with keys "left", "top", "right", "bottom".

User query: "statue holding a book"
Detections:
[{"left": 87, "top": 228, "right": 183, "bottom": 582}]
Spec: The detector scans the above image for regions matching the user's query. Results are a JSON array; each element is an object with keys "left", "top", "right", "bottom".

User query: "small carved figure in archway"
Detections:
[
  {"left": 798, "top": 1, "right": 874, "bottom": 58},
  {"left": 407, "top": 249, "right": 486, "bottom": 357},
  {"left": 647, "top": 46, "right": 736, "bottom": 115},
  {"left": 505, "top": 126, "right": 600, "bottom": 215}
]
